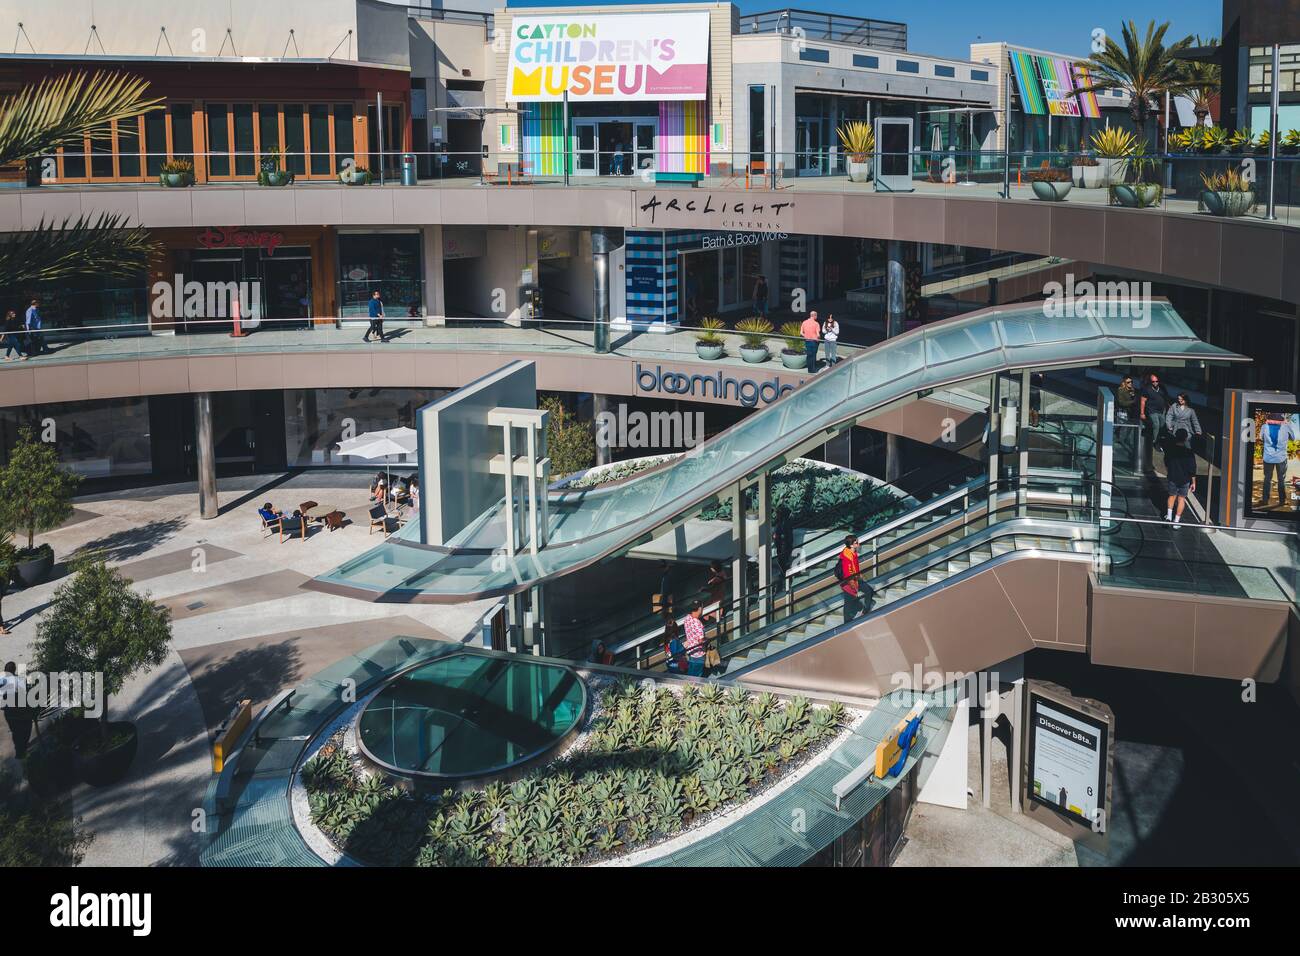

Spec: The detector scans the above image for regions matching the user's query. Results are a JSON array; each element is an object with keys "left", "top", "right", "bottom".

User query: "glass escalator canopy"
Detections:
[{"left": 357, "top": 653, "right": 587, "bottom": 780}]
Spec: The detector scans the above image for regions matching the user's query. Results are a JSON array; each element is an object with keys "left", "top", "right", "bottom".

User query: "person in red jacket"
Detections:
[{"left": 837, "top": 534, "right": 865, "bottom": 620}]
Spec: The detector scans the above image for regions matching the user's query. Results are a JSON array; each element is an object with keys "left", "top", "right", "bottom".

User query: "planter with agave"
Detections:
[
  {"left": 1087, "top": 128, "right": 1136, "bottom": 187},
  {"left": 778, "top": 321, "right": 807, "bottom": 369},
  {"left": 1109, "top": 140, "right": 1163, "bottom": 209},
  {"left": 1200, "top": 169, "right": 1256, "bottom": 217},
  {"left": 257, "top": 146, "right": 295, "bottom": 187},
  {"left": 158, "top": 159, "right": 194, "bottom": 188},
  {"left": 694, "top": 317, "right": 726, "bottom": 360},
  {"left": 1027, "top": 167, "right": 1072, "bottom": 201},
  {"left": 339, "top": 165, "right": 373, "bottom": 186},
  {"left": 836, "top": 120, "right": 874, "bottom": 183},
  {"left": 734, "top": 317, "right": 773, "bottom": 364}
]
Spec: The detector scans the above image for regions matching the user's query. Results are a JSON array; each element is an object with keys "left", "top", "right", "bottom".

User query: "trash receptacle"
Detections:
[{"left": 401, "top": 153, "right": 417, "bottom": 185}]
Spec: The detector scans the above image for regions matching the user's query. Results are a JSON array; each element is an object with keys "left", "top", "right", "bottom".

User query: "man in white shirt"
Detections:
[{"left": 0, "top": 662, "right": 33, "bottom": 759}]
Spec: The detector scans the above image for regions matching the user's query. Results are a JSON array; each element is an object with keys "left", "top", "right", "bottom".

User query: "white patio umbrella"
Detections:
[{"left": 335, "top": 426, "right": 418, "bottom": 492}]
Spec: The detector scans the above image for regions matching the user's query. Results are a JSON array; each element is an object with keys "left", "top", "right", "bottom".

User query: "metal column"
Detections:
[
  {"left": 885, "top": 240, "right": 907, "bottom": 483},
  {"left": 195, "top": 392, "right": 218, "bottom": 519},
  {"left": 1267, "top": 45, "right": 1281, "bottom": 221},
  {"left": 592, "top": 227, "right": 619, "bottom": 354}
]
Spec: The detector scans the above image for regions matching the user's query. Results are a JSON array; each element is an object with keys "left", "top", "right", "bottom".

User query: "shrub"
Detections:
[
  {"left": 836, "top": 120, "right": 874, "bottom": 161},
  {"left": 694, "top": 316, "right": 726, "bottom": 347},
  {"left": 1200, "top": 168, "right": 1253, "bottom": 193},
  {"left": 1026, "top": 167, "right": 1071, "bottom": 183},
  {"left": 733, "top": 316, "right": 773, "bottom": 350},
  {"left": 1090, "top": 127, "right": 1138, "bottom": 158},
  {"left": 541, "top": 395, "right": 595, "bottom": 479},
  {"left": 160, "top": 159, "right": 193, "bottom": 176},
  {"left": 777, "top": 320, "right": 805, "bottom": 355},
  {"left": 0, "top": 772, "right": 92, "bottom": 866}
]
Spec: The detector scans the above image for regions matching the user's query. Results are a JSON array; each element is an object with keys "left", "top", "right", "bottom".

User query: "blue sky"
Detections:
[{"left": 736, "top": 0, "right": 1221, "bottom": 61}]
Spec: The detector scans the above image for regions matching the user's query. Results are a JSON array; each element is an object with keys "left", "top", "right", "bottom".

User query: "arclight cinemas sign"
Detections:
[{"left": 635, "top": 363, "right": 798, "bottom": 408}]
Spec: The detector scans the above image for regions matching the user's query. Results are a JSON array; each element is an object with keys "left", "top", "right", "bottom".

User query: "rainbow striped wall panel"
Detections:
[
  {"left": 658, "top": 101, "right": 710, "bottom": 174},
  {"left": 1072, "top": 64, "right": 1102, "bottom": 119},
  {"left": 1010, "top": 51, "right": 1046, "bottom": 115},
  {"left": 520, "top": 102, "right": 567, "bottom": 176}
]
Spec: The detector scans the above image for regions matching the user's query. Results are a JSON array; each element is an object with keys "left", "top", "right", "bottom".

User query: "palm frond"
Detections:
[
  {"left": 1074, "top": 19, "right": 1198, "bottom": 123},
  {"left": 0, "top": 71, "right": 163, "bottom": 169},
  {"left": 0, "top": 214, "right": 158, "bottom": 289}
]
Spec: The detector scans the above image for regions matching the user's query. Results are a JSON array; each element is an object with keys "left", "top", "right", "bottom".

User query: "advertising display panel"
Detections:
[
  {"left": 507, "top": 12, "right": 710, "bottom": 101},
  {"left": 1027, "top": 692, "right": 1108, "bottom": 827}
]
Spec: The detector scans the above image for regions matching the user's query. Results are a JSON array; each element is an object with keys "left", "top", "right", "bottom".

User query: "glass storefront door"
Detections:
[
  {"left": 262, "top": 254, "right": 313, "bottom": 329},
  {"left": 634, "top": 121, "right": 656, "bottom": 175},
  {"left": 574, "top": 121, "right": 598, "bottom": 176},
  {"left": 796, "top": 116, "right": 826, "bottom": 176}
]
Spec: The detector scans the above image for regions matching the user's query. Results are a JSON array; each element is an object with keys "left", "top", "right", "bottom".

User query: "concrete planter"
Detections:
[
  {"left": 1031, "top": 180, "right": 1072, "bottom": 202},
  {"left": 739, "top": 345, "right": 769, "bottom": 364},
  {"left": 846, "top": 158, "right": 873, "bottom": 183},
  {"left": 694, "top": 342, "right": 724, "bottom": 360},
  {"left": 780, "top": 349, "right": 807, "bottom": 369},
  {"left": 159, "top": 172, "right": 192, "bottom": 188},
  {"left": 1201, "top": 189, "right": 1255, "bottom": 217},
  {"left": 16, "top": 546, "right": 53, "bottom": 587},
  {"left": 1113, "top": 183, "right": 1162, "bottom": 208}
]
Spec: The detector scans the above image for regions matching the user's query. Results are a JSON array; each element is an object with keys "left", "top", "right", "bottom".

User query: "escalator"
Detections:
[{"left": 610, "top": 474, "right": 1143, "bottom": 678}]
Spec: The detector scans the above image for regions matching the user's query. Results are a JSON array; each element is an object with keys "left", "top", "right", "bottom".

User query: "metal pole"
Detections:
[
  {"left": 1002, "top": 72, "right": 1013, "bottom": 197},
  {"left": 563, "top": 90, "right": 570, "bottom": 187},
  {"left": 377, "top": 91, "right": 385, "bottom": 185},
  {"left": 769, "top": 84, "right": 776, "bottom": 190},
  {"left": 1267, "top": 44, "right": 1281, "bottom": 221}
]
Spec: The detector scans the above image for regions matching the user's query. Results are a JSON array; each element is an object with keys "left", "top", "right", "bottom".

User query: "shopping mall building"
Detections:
[{"left": 2, "top": 0, "right": 1299, "bottom": 868}]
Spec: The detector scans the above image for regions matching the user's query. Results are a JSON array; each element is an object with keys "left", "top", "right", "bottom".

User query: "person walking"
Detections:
[
  {"left": 24, "top": 298, "right": 46, "bottom": 356},
  {"left": 706, "top": 560, "right": 731, "bottom": 642},
  {"left": 822, "top": 313, "right": 840, "bottom": 366},
  {"left": 752, "top": 275, "right": 769, "bottom": 320},
  {"left": 1260, "top": 411, "right": 1299, "bottom": 509},
  {"left": 2, "top": 309, "right": 25, "bottom": 360},
  {"left": 1139, "top": 372, "right": 1172, "bottom": 473},
  {"left": 0, "top": 662, "right": 33, "bottom": 760},
  {"left": 611, "top": 143, "right": 625, "bottom": 176},
  {"left": 836, "top": 534, "right": 865, "bottom": 620},
  {"left": 1165, "top": 393, "right": 1202, "bottom": 444},
  {"left": 1115, "top": 375, "right": 1137, "bottom": 423},
  {"left": 1163, "top": 428, "right": 1197, "bottom": 526},
  {"left": 801, "top": 310, "right": 821, "bottom": 373},
  {"left": 683, "top": 601, "right": 708, "bottom": 678},
  {"left": 363, "top": 290, "right": 386, "bottom": 343}
]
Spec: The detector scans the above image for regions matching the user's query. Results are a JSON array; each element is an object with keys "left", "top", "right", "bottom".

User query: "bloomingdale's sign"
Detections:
[{"left": 635, "top": 363, "right": 799, "bottom": 408}]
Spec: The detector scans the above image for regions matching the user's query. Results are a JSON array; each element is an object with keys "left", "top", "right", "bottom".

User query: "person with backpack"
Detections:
[
  {"left": 1260, "top": 411, "right": 1299, "bottom": 509},
  {"left": 1163, "top": 428, "right": 1197, "bottom": 526},
  {"left": 836, "top": 534, "right": 865, "bottom": 620},
  {"left": 682, "top": 602, "right": 708, "bottom": 677}
]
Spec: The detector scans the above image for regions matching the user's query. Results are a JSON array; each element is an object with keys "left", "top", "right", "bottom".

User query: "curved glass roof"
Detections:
[
  {"left": 315, "top": 300, "right": 1246, "bottom": 599},
  {"left": 357, "top": 653, "right": 586, "bottom": 779}
]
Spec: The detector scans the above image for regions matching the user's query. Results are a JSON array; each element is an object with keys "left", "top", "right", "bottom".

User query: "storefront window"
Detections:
[
  {"left": 337, "top": 233, "right": 424, "bottom": 318},
  {"left": 0, "top": 398, "right": 151, "bottom": 478},
  {"left": 283, "top": 389, "right": 447, "bottom": 466}
]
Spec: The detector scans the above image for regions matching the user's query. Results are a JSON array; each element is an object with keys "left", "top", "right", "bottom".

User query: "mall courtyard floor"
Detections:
[{"left": 2, "top": 469, "right": 1298, "bottom": 867}]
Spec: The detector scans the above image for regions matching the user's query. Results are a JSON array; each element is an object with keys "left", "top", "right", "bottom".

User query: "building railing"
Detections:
[
  {"left": 22, "top": 148, "right": 1300, "bottom": 228},
  {"left": 737, "top": 8, "right": 907, "bottom": 50},
  {"left": 404, "top": 4, "right": 495, "bottom": 35}
]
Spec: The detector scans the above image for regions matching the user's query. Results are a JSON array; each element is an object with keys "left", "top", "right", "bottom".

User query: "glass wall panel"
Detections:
[
  {"left": 0, "top": 398, "right": 151, "bottom": 478},
  {"left": 233, "top": 104, "right": 255, "bottom": 176},
  {"left": 337, "top": 233, "right": 424, "bottom": 317},
  {"left": 309, "top": 104, "right": 331, "bottom": 175},
  {"left": 207, "top": 104, "right": 230, "bottom": 176},
  {"left": 283, "top": 388, "right": 448, "bottom": 466}
]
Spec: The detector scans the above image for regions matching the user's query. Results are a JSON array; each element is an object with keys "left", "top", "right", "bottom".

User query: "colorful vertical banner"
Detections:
[
  {"left": 1035, "top": 55, "right": 1081, "bottom": 116},
  {"left": 1072, "top": 63, "right": 1102, "bottom": 119},
  {"left": 657, "top": 101, "right": 710, "bottom": 174},
  {"left": 1009, "top": 50, "right": 1046, "bottom": 115},
  {"left": 520, "top": 102, "right": 566, "bottom": 175}
]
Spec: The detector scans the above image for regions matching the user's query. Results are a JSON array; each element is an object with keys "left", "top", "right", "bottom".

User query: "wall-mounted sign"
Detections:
[
  {"left": 507, "top": 11, "right": 710, "bottom": 102},
  {"left": 635, "top": 363, "right": 798, "bottom": 408},
  {"left": 635, "top": 192, "right": 795, "bottom": 231},
  {"left": 197, "top": 227, "right": 283, "bottom": 256}
]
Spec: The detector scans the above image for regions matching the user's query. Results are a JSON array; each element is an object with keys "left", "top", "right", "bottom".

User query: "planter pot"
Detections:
[
  {"left": 1119, "top": 183, "right": 1162, "bottom": 208},
  {"left": 340, "top": 170, "right": 373, "bottom": 186},
  {"left": 1097, "top": 156, "right": 1128, "bottom": 187},
  {"left": 23, "top": 742, "right": 79, "bottom": 797},
  {"left": 846, "top": 158, "right": 873, "bottom": 183},
  {"left": 780, "top": 350, "right": 807, "bottom": 369},
  {"left": 694, "top": 342, "right": 724, "bottom": 361},
  {"left": 1201, "top": 189, "right": 1255, "bottom": 217},
  {"left": 260, "top": 170, "right": 294, "bottom": 187},
  {"left": 16, "top": 548, "right": 52, "bottom": 587},
  {"left": 76, "top": 722, "right": 139, "bottom": 787},
  {"left": 1030, "top": 180, "right": 1072, "bottom": 202},
  {"left": 159, "top": 172, "right": 192, "bottom": 188},
  {"left": 739, "top": 345, "right": 769, "bottom": 364}
]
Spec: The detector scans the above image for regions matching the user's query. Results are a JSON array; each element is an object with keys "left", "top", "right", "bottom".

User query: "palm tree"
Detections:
[
  {"left": 1075, "top": 20, "right": 1197, "bottom": 131},
  {"left": 1181, "top": 35, "right": 1221, "bottom": 127},
  {"left": 0, "top": 71, "right": 162, "bottom": 289}
]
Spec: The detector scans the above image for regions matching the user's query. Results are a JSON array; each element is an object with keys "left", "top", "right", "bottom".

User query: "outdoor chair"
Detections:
[
  {"left": 276, "top": 512, "right": 308, "bottom": 543},
  {"left": 369, "top": 503, "right": 393, "bottom": 535},
  {"left": 258, "top": 507, "right": 282, "bottom": 536},
  {"left": 323, "top": 510, "right": 346, "bottom": 532}
]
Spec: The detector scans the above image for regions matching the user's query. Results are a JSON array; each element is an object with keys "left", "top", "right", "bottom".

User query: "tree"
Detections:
[
  {"left": 31, "top": 558, "right": 172, "bottom": 741},
  {"left": 1076, "top": 20, "right": 1197, "bottom": 130},
  {"left": 1180, "top": 36, "right": 1221, "bottom": 128},
  {"left": 0, "top": 529, "right": 16, "bottom": 634},
  {"left": 0, "top": 426, "right": 80, "bottom": 553},
  {"left": 0, "top": 71, "right": 160, "bottom": 290},
  {"left": 541, "top": 396, "right": 595, "bottom": 478},
  {"left": 0, "top": 772, "right": 92, "bottom": 866}
]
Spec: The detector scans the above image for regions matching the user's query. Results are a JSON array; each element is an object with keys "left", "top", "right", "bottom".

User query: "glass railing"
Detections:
[
  {"left": 612, "top": 473, "right": 1138, "bottom": 674},
  {"left": 34, "top": 147, "right": 1300, "bottom": 226},
  {"left": 0, "top": 314, "right": 865, "bottom": 369}
]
